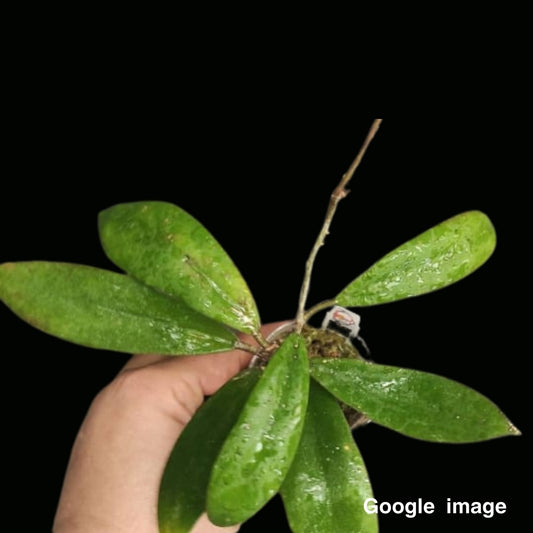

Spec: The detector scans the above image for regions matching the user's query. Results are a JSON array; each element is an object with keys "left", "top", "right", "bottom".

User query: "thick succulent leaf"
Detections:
[
  {"left": 336, "top": 211, "right": 496, "bottom": 307},
  {"left": 0, "top": 262, "right": 236, "bottom": 355},
  {"left": 99, "top": 201, "right": 260, "bottom": 334},
  {"left": 281, "top": 380, "right": 377, "bottom": 533},
  {"left": 158, "top": 368, "right": 261, "bottom": 533},
  {"left": 310, "top": 358, "right": 520, "bottom": 443},
  {"left": 207, "top": 333, "right": 310, "bottom": 526}
]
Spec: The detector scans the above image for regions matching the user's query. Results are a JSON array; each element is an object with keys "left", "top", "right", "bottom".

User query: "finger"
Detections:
[
  {"left": 120, "top": 320, "right": 290, "bottom": 373},
  {"left": 109, "top": 321, "right": 292, "bottom": 442},
  {"left": 121, "top": 353, "right": 167, "bottom": 371},
  {"left": 192, "top": 513, "right": 240, "bottom": 533},
  {"left": 162, "top": 320, "right": 292, "bottom": 398}
]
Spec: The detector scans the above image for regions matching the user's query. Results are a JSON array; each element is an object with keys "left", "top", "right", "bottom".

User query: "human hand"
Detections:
[{"left": 53, "top": 323, "right": 285, "bottom": 533}]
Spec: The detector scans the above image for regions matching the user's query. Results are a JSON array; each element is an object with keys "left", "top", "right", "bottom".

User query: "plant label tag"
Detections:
[{"left": 321, "top": 306, "right": 361, "bottom": 339}]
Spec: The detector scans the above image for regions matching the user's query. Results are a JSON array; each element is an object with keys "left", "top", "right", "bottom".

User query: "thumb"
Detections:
[{"left": 191, "top": 513, "right": 240, "bottom": 533}]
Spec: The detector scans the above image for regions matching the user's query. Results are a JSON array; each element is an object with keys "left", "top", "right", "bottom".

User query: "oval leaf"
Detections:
[
  {"left": 310, "top": 358, "right": 520, "bottom": 443},
  {"left": 0, "top": 262, "right": 236, "bottom": 355},
  {"left": 336, "top": 211, "right": 496, "bottom": 307},
  {"left": 159, "top": 368, "right": 261, "bottom": 533},
  {"left": 99, "top": 201, "right": 260, "bottom": 333},
  {"left": 207, "top": 333, "right": 310, "bottom": 526},
  {"left": 281, "top": 380, "right": 377, "bottom": 533}
]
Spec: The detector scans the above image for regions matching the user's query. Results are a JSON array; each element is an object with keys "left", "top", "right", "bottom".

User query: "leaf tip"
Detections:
[{"left": 507, "top": 420, "right": 521, "bottom": 437}]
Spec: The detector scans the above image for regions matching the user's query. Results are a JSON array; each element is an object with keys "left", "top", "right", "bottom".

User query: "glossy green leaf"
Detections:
[
  {"left": 98, "top": 201, "right": 260, "bottom": 334},
  {"left": 336, "top": 211, "right": 496, "bottom": 307},
  {"left": 158, "top": 368, "right": 261, "bottom": 533},
  {"left": 0, "top": 262, "right": 236, "bottom": 355},
  {"left": 281, "top": 380, "right": 377, "bottom": 533},
  {"left": 310, "top": 358, "right": 520, "bottom": 443},
  {"left": 207, "top": 333, "right": 310, "bottom": 526}
]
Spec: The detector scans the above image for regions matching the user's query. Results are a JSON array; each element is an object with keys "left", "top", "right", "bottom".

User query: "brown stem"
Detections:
[{"left": 295, "top": 119, "right": 383, "bottom": 331}]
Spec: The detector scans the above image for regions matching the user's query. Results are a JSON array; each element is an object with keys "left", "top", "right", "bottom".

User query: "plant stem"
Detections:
[
  {"left": 253, "top": 331, "right": 269, "bottom": 348},
  {"left": 235, "top": 340, "right": 263, "bottom": 354},
  {"left": 295, "top": 119, "right": 383, "bottom": 332},
  {"left": 303, "top": 299, "right": 337, "bottom": 323}
]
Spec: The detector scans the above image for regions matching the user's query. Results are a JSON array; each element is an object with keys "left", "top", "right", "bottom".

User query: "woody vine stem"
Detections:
[{"left": 295, "top": 119, "right": 383, "bottom": 332}]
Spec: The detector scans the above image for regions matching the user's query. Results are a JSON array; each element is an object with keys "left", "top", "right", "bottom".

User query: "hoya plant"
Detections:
[{"left": 0, "top": 120, "right": 519, "bottom": 533}]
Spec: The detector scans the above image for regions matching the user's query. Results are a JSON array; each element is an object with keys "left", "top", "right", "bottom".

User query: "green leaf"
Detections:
[
  {"left": 207, "top": 333, "right": 310, "bottom": 526},
  {"left": 158, "top": 368, "right": 261, "bottom": 533},
  {"left": 336, "top": 211, "right": 496, "bottom": 307},
  {"left": 310, "top": 358, "right": 520, "bottom": 443},
  {"left": 98, "top": 201, "right": 260, "bottom": 334},
  {"left": 281, "top": 380, "right": 377, "bottom": 533},
  {"left": 0, "top": 262, "right": 237, "bottom": 355}
]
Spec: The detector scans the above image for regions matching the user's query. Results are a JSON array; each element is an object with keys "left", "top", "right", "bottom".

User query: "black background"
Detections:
[{"left": 2, "top": 110, "right": 528, "bottom": 531}]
